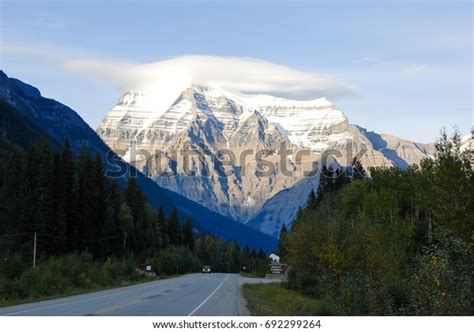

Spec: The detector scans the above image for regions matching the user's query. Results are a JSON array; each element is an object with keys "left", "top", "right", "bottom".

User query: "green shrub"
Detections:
[{"left": 0, "top": 254, "right": 27, "bottom": 280}]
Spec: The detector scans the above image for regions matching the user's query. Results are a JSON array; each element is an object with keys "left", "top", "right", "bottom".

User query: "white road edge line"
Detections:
[
  {"left": 2, "top": 274, "right": 194, "bottom": 316},
  {"left": 188, "top": 274, "right": 230, "bottom": 316}
]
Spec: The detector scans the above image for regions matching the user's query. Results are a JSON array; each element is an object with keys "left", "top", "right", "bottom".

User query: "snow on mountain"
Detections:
[
  {"left": 461, "top": 132, "right": 474, "bottom": 153},
  {"left": 248, "top": 96, "right": 348, "bottom": 151},
  {"left": 97, "top": 85, "right": 435, "bottom": 237}
]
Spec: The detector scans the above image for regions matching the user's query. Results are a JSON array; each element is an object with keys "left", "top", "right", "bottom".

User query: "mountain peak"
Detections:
[
  {"left": 0, "top": 72, "right": 42, "bottom": 99},
  {"left": 242, "top": 94, "right": 335, "bottom": 109},
  {"left": 10, "top": 78, "right": 42, "bottom": 99},
  {"left": 98, "top": 84, "right": 436, "bottom": 238}
]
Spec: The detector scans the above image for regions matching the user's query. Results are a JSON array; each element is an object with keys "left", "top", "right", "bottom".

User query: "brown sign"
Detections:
[{"left": 269, "top": 263, "right": 288, "bottom": 275}]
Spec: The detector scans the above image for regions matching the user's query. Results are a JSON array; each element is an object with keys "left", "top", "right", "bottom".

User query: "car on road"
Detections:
[{"left": 202, "top": 265, "right": 211, "bottom": 273}]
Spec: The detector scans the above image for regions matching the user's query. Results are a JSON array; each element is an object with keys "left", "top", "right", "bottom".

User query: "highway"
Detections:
[{"left": 0, "top": 273, "right": 275, "bottom": 316}]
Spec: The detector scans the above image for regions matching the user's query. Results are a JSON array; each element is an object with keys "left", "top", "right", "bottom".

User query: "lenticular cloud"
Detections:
[{"left": 63, "top": 55, "right": 357, "bottom": 100}]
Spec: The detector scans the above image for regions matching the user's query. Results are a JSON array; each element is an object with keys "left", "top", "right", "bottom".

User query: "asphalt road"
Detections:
[{"left": 0, "top": 273, "right": 275, "bottom": 316}]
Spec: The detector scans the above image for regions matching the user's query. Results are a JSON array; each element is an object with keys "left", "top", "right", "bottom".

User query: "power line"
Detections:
[
  {"left": 38, "top": 232, "right": 125, "bottom": 243},
  {"left": 0, "top": 232, "right": 32, "bottom": 238},
  {"left": 0, "top": 232, "right": 126, "bottom": 242}
]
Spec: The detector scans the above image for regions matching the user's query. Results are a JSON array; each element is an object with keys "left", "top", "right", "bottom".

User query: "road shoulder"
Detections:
[{"left": 237, "top": 275, "right": 280, "bottom": 316}]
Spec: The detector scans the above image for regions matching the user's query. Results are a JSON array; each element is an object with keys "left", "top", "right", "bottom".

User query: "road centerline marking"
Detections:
[
  {"left": 188, "top": 274, "right": 230, "bottom": 316},
  {"left": 92, "top": 299, "right": 143, "bottom": 315}
]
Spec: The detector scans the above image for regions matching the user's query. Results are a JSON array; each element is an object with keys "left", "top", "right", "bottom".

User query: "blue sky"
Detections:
[{"left": 0, "top": 0, "right": 472, "bottom": 143}]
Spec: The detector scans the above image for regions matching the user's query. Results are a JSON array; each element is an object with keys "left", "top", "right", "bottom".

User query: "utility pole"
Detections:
[
  {"left": 428, "top": 217, "right": 432, "bottom": 245},
  {"left": 33, "top": 232, "right": 37, "bottom": 269},
  {"left": 123, "top": 232, "right": 127, "bottom": 250}
]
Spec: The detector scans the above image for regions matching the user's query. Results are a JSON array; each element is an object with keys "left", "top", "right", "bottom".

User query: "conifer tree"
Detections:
[
  {"left": 240, "top": 244, "right": 251, "bottom": 271},
  {"left": 182, "top": 217, "right": 194, "bottom": 250},
  {"left": 92, "top": 154, "right": 107, "bottom": 255},
  {"left": 167, "top": 207, "right": 181, "bottom": 246},
  {"left": 105, "top": 180, "right": 121, "bottom": 233},
  {"left": 60, "top": 140, "right": 75, "bottom": 246},
  {"left": 334, "top": 168, "right": 349, "bottom": 191},
  {"left": 35, "top": 145, "right": 54, "bottom": 256},
  {"left": 307, "top": 190, "right": 318, "bottom": 209},
  {"left": 258, "top": 248, "right": 266, "bottom": 259},
  {"left": 77, "top": 149, "right": 95, "bottom": 252},
  {"left": 157, "top": 206, "right": 168, "bottom": 248},
  {"left": 0, "top": 151, "right": 23, "bottom": 235},
  {"left": 124, "top": 178, "right": 145, "bottom": 228},
  {"left": 352, "top": 157, "right": 366, "bottom": 181},
  {"left": 278, "top": 223, "right": 288, "bottom": 258},
  {"left": 118, "top": 203, "right": 134, "bottom": 253}
]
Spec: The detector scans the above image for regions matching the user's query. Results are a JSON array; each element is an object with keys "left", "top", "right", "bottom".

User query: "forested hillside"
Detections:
[
  {"left": 284, "top": 129, "right": 473, "bottom": 315},
  {"left": 0, "top": 71, "right": 278, "bottom": 252},
  {"left": 0, "top": 101, "right": 269, "bottom": 305}
]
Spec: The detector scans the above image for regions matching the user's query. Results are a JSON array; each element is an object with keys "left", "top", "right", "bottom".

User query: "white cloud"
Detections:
[
  {"left": 356, "top": 57, "right": 401, "bottom": 67},
  {"left": 356, "top": 56, "right": 433, "bottom": 75},
  {"left": 401, "top": 64, "right": 433, "bottom": 75},
  {"left": 63, "top": 55, "right": 358, "bottom": 100},
  {"left": 1, "top": 44, "right": 358, "bottom": 100}
]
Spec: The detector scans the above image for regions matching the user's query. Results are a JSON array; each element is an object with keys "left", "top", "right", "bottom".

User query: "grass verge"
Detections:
[
  {"left": 239, "top": 272, "right": 265, "bottom": 278},
  {"left": 242, "top": 283, "right": 326, "bottom": 316}
]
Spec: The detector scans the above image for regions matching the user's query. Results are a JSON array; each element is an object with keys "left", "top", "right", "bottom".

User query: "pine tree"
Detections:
[
  {"left": 105, "top": 180, "right": 121, "bottom": 233},
  {"left": 0, "top": 151, "right": 24, "bottom": 235},
  {"left": 278, "top": 223, "right": 288, "bottom": 258},
  {"left": 124, "top": 177, "right": 148, "bottom": 252},
  {"left": 124, "top": 178, "right": 145, "bottom": 228},
  {"left": 92, "top": 153, "right": 107, "bottom": 256},
  {"left": 317, "top": 164, "right": 332, "bottom": 201},
  {"left": 167, "top": 208, "right": 181, "bottom": 246},
  {"left": 231, "top": 242, "right": 241, "bottom": 273},
  {"left": 325, "top": 165, "right": 336, "bottom": 192},
  {"left": 306, "top": 190, "right": 316, "bottom": 209},
  {"left": 50, "top": 152, "right": 66, "bottom": 253},
  {"left": 60, "top": 140, "right": 75, "bottom": 249},
  {"left": 118, "top": 203, "right": 134, "bottom": 252},
  {"left": 258, "top": 248, "right": 266, "bottom": 259},
  {"left": 157, "top": 206, "right": 168, "bottom": 248},
  {"left": 20, "top": 145, "right": 39, "bottom": 235},
  {"left": 102, "top": 181, "right": 122, "bottom": 254},
  {"left": 251, "top": 248, "right": 257, "bottom": 258},
  {"left": 240, "top": 245, "right": 251, "bottom": 272},
  {"left": 182, "top": 217, "right": 194, "bottom": 250},
  {"left": 53, "top": 204, "right": 67, "bottom": 252},
  {"left": 139, "top": 203, "right": 156, "bottom": 250},
  {"left": 352, "top": 157, "right": 366, "bottom": 181},
  {"left": 77, "top": 149, "right": 95, "bottom": 253},
  {"left": 149, "top": 207, "right": 161, "bottom": 250},
  {"left": 35, "top": 144, "right": 54, "bottom": 256},
  {"left": 334, "top": 168, "right": 349, "bottom": 190}
]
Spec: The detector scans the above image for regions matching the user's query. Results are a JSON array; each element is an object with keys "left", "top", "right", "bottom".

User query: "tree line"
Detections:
[
  {"left": 0, "top": 137, "right": 271, "bottom": 267},
  {"left": 0, "top": 137, "right": 271, "bottom": 303},
  {"left": 281, "top": 129, "right": 473, "bottom": 315},
  {"left": 0, "top": 139, "right": 195, "bottom": 259}
]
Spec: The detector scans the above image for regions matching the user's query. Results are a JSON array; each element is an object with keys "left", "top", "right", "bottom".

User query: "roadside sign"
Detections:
[{"left": 269, "top": 263, "right": 288, "bottom": 275}]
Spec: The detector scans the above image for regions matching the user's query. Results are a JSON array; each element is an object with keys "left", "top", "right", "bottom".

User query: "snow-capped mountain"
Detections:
[
  {"left": 461, "top": 132, "right": 474, "bottom": 152},
  {"left": 97, "top": 85, "right": 435, "bottom": 237}
]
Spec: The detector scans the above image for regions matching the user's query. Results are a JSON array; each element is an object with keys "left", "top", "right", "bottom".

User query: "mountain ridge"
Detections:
[
  {"left": 98, "top": 84, "right": 436, "bottom": 236},
  {"left": 0, "top": 71, "right": 277, "bottom": 250}
]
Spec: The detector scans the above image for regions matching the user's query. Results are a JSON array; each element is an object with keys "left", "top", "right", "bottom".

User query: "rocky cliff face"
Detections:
[{"left": 97, "top": 85, "right": 435, "bottom": 237}]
